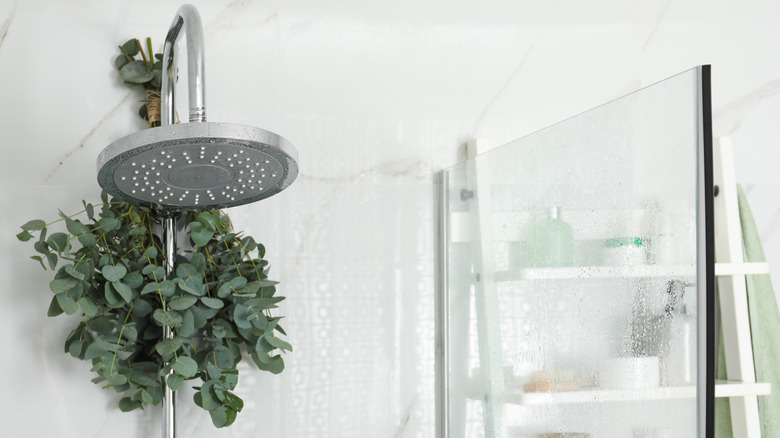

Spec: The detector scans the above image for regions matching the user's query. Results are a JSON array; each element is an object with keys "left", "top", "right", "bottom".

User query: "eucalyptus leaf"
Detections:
[
  {"left": 265, "top": 335, "right": 293, "bottom": 352},
  {"left": 120, "top": 38, "right": 140, "bottom": 56},
  {"left": 207, "top": 362, "right": 222, "bottom": 380},
  {"left": 189, "top": 221, "right": 214, "bottom": 247},
  {"left": 244, "top": 297, "right": 283, "bottom": 310},
  {"left": 141, "top": 280, "right": 174, "bottom": 296},
  {"left": 218, "top": 277, "right": 247, "bottom": 298},
  {"left": 46, "top": 252, "right": 57, "bottom": 270},
  {"left": 68, "top": 339, "right": 85, "bottom": 358},
  {"left": 154, "top": 337, "right": 183, "bottom": 357},
  {"left": 214, "top": 386, "right": 244, "bottom": 412},
  {"left": 190, "top": 305, "right": 207, "bottom": 329},
  {"left": 132, "top": 299, "right": 153, "bottom": 317},
  {"left": 33, "top": 240, "right": 48, "bottom": 255},
  {"left": 236, "top": 281, "right": 261, "bottom": 295},
  {"left": 102, "top": 264, "right": 127, "bottom": 282},
  {"left": 178, "top": 276, "right": 205, "bottom": 296},
  {"left": 119, "top": 397, "right": 142, "bottom": 412},
  {"left": 98, "top": 217, "right": 120, "bottom": 231},
  {"left": 93, "top": 335, "right": 123, "bottom": 352},
  {"left": 256, "top": 355, "right": 284, "bottom": 375},
  {"left": 78, "top": 232, "right": 97, "bottom": 248},
  {"left": 120, "top": 323, "right": 137, "bottom": 341},
  {"left": 50, "top": 278, "right": 77, "bottom": 293},
  {"left": 21, "top": 219, "right": 46, "bottom": 231},
  {"left": 209, "top": 406, "right": 238, "bottom": 428},
  {"left": 167, "top": 374, "right": 184, "bottom": 391},
  {"left": 30, "top": 255, "right": 46, "bottom": 269},
  {"left": 104, "top": 283, "right": 123, "bottom": 308},
  {"left": 124, "top": 81, "right": 146, "bottom": 91},
  {"left": 178, "top": 309, "right": 196, "bottom": 338},
  {"left": 84, "top": 342, "right": 107, "bottom": 360},
  {"left": 78, "top": 296, "right": 98, "bottom": 317},
  {"left": 47, "top": 295, "right": 64, "bottom": 317},
  {"left": 150, "top": 70, "right": 162, "bottom": 89},
  {"left": 47, "top": 233, "right": 69, "bottom": 253},
  {"left": 115, "top": 55, "right": 130, "bottom": 70},
  {"left": 153, "top": 309, "right": 183, "bottom": 327},
  {"left": 251, "top": 314, "right": 269, "bottom": 331},
  {"left": 106, "top": 373, "right": 128, "bottom": 386},
  {"left": 16, "top": 230, "right": 32, "bottom": 241},
  {"left": 169, "top": 295, "right": 198, "bottom": 311},
  {"left": 197, "top": 211, "right": 220, "bottom": 229},
  {"left": 142, "top": 264, "right": 166, "bottom": 280},
  {"left": 176, "top": 263, "right": 198, "bottom": 278},
  {"left": 199, "top": 381, "right": 221, "bottom": 410},
  {"left": 201, "top": 297, "right": 224, "bottom": 309},
  {"left": 118, "top": 272, "right": 139, "bottom": 290},
  {"left": 112, "top": 281, "right": 133, "bottom": 303},
  {"left": 171, "top": 356, "right": 198, "bottom": 378},
  {"left": 232, "top": 304, "right": 252, "bottom": 329},
  {"left": 65, "top": 218, "right": 90, "bottom": 236},
  {"left": 254, "top": 338, "right": 272, "bottom": 364},
  {"left": 213, "top": 345, "right": 234, "bottom": 369},
  {"left": 86, "top": 315, "right": 115, "bottom": 332},
  {"left": 143, "top": 246, "right": 158, "bottom": 259},
  {"left": 65, "top": 265, "right": 86, "bottom": 280}
]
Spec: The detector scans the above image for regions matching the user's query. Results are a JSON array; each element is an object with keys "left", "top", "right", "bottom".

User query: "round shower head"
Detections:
[
  {"left": 96, "top": 5, "right": 298, "bottom": 212},
  {"left": 97, "top": 122, "right": 298, "bottom": 211}
]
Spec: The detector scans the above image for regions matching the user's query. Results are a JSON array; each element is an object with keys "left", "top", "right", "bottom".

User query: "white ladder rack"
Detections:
[{"left": 713, "top": 137, "right": 771, "bottom": 437}]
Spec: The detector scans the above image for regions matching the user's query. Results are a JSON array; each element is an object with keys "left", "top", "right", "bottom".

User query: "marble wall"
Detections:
[{"left": 1, "top": 0, "right": 779, "bottom": 437}]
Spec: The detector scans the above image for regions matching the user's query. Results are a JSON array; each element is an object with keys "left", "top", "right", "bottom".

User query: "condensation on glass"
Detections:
[{"left": 438, "top": 67, "right": 711, "bottom": 438}]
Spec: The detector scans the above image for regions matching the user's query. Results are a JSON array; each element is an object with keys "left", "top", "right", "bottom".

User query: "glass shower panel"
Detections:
[{"left": 441, "top": 67, "right": 711, "bottom": 437}]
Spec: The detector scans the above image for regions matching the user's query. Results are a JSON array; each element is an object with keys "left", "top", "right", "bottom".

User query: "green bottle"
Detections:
[{"left": 530, "top": 206, "right": 574, "bottom": 267}]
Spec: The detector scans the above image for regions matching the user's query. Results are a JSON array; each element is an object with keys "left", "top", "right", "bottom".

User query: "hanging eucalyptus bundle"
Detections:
[
  {"left": 115, "top": 38, "right": 163, "bottom": 127},
  {"left": 17, "top": 194, "right": 291, "bottom": 427}
]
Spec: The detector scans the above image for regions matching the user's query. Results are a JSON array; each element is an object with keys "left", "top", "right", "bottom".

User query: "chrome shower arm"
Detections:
[{"left": 162, "top": 4, "right": 206, "bottom": 124}]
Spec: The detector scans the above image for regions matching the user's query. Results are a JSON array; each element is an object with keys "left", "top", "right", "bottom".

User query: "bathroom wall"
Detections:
[{"left": 1, "top": 0, "right": 779, "bottom": 437}]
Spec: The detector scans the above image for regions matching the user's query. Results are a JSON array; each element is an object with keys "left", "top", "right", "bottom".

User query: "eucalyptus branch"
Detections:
[{"left": 18, "top": 191, "right": 289, "bottom": 428}]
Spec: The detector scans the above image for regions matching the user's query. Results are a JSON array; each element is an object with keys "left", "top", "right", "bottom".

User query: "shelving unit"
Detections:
[
  {"left": 448, "top": 137, "right": 771, "bottom": 437},
  {"left": 468, "top": 380, "right": 771, "bottom": 406},
  {"left": 493, "top": 263, "right": 768, "bottom": 282}
]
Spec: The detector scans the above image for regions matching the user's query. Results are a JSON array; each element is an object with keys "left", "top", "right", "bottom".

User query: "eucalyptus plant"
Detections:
[
  {"left": 17, "top": 193, "right": 291, "bottom": 427},
  {"left": 115, "top": 38, "right": 163, "bottom": 126}
]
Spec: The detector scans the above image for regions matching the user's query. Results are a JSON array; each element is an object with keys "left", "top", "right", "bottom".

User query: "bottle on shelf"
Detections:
[{"left": 529, "top": 206, "right": 574, "bottom": 267}]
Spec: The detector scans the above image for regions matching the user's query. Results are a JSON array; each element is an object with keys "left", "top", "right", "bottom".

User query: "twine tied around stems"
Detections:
[{"left": 145, "top": 90, "right": 161, "bottom": 126}]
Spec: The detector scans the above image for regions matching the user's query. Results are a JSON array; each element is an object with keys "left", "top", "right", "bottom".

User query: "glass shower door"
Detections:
[{"left": 437, "top": 66, "right": 713, "bottom": 438}]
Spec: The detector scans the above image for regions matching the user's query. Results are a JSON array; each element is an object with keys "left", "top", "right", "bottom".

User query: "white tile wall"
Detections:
[{"left": 1, "top": 0, "right": 780, "bottom": 436}]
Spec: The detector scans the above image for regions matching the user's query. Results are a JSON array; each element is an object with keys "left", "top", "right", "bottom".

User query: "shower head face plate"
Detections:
[{"left": 97, "top": 122, "right": 298, "bottom": 211}]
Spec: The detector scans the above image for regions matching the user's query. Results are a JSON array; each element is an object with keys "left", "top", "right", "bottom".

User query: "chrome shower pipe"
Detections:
[
  {"left": 162, "top": 3, "right": 207, "bottom": 124},
  {"left": 162, "top": 215, "right": 177, "bottom": 438}
]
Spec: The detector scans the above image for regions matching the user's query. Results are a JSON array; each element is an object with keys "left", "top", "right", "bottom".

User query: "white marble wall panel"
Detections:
[{"left": 2, "top": 0, "right": 780, "bottom": 436}]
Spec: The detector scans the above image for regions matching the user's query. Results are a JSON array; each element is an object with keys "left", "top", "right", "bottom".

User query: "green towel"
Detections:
[
  {"left": 716, "top": 303, "right": 732, "bottom": 437},
  {"left": 738, "top": 184, "right": 780, "bottom": 435}
]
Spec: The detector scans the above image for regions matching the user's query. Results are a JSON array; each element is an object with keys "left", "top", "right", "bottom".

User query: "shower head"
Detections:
[
  {"left": 97, "top": 123, "right": 297, "bottom": 210},
  {"left": 96, "top": 4, "right": 298, "bottom": 211}
]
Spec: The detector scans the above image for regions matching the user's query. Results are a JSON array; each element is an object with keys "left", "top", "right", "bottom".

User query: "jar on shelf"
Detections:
[{"left": 602, "top": 237, "right": 646, "bottom": 266}]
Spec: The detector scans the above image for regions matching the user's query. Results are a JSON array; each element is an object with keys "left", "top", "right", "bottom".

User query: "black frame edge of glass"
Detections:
[{"left": 700, "top": 64, "right": 716, "bottom": 438}]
